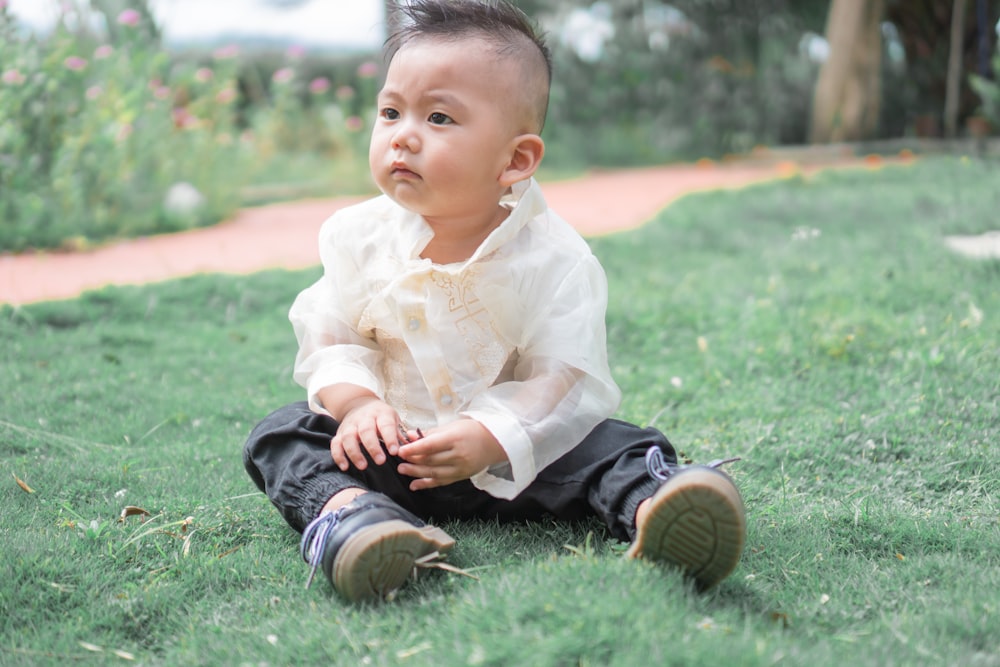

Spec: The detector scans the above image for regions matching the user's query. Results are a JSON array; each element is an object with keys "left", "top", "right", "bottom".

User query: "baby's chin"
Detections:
[{"left": 377, "top": 186, "right": 426, "bottom": 216}]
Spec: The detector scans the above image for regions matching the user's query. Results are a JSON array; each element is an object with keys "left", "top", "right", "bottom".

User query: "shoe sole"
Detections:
[
  {"left": 332, "top": 520, "right": 455, "bottom": 602},
  {"left": 626, "top": 467, "right": 746, "bottom": 590}
]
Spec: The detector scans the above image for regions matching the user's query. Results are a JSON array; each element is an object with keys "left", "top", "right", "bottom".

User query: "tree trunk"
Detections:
[
  {"left": 809, "top": 0, "right": 886, "bottom": 143},
  {"left": 944, "top": 0, "right": 969, "bottom": 138}
]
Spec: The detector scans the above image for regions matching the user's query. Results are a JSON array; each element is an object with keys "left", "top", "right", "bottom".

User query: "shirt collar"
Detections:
[
  {"left": 456, "top": 178, "right": 546, "bottom": 267},
  {"left": 395, "top": 178, "right": 545, "bottom": 269}
]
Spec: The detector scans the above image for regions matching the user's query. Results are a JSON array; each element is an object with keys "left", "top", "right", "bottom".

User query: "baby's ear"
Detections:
[{"left": 499, "top": 134, "right": 545, "bottom": 187}]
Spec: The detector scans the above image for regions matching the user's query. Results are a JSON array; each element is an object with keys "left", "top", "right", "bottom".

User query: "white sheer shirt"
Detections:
[{"left": 289, "top": 178, "right": 622, "bottom": 499}]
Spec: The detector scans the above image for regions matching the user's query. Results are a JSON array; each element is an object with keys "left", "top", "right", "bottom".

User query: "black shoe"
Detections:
[
  {"left": 299, "top": 492, "right": 455, "bottom": 602},
  {"left": 627, "top": 447, "right": 746, "bottom": 590}
]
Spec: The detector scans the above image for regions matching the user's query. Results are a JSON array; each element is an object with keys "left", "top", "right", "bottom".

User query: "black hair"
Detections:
[{"left": 384, "top": 0, "right": 552, "bottom": 131}]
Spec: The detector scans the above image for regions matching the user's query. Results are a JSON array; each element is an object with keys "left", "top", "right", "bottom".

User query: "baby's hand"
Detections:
[
  {"left": 396, "top": 419, "right": 507, "bottom": 491},
  {"left": 330, "top": 397, "right": 404, "bottom": 471}
]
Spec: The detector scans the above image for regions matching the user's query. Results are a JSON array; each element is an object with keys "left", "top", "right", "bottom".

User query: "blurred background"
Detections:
[{"left": 1, "top": 0, "right": 998, "bottom": 253}]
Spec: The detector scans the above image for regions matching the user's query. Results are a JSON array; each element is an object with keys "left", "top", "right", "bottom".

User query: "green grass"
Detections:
[{"left": 2, "top": 157, "right": 999, "bottom": 666}]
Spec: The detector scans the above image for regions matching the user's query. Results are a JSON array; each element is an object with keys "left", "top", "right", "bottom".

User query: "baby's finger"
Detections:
[
  {"left": 397, "top": 436, "right": 445, "bottom": 463},
  {"left": 330, "top": 435, "right": 351, "bottom": 471},
  {"left": 357, "top": 427, "right": 385, "bottom": 467},
  {"left": 405, "top": 469, "right": 458, "bottom": 491},
  {"left": 397, "top": 460, "right": 453, "bottom": 482},
  {"left": 398, "top": 427, "right": 425, "bottom": 450},
  {"left": 409, "top": 477, "right": 439, "bottom": 491},
  {"left": 373, "top": 415, "right": 400, "bottom": 456},
  {"left": 342, "top": 430, "right": 370, "bottom": 470}
]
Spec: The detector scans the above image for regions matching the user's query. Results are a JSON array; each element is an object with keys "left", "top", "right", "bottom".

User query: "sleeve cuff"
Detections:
[{"left": 461, "top": 408, "right": 534, "bottom": 499}]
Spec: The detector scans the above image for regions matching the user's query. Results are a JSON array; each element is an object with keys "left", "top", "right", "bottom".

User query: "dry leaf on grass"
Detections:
[
  {"left": 118, "top": 506, "right": 151, "bottom": 522},
  {"left": 13, "top": 473, "right": 35, "bottom": 494}
]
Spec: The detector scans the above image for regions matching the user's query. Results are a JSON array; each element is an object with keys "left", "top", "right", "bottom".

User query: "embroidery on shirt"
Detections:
[
  {"left": 430, "top": 268, "right": 510, "bottom": 380},
  {"left": 380, "top": 336, "right": 411, "bottom": 420}
]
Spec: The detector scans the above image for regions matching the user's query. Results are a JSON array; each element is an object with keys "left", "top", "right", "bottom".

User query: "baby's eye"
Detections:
[
  {"left": 381, "top": 108, "right": 400, "bottom": 120},
  {"left": 428, "top": 112, "right": 453, "bottom": 125}
]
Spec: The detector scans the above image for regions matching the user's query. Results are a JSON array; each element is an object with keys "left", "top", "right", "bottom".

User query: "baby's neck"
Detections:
[{"left": 420, "top": 206, "right": 509, "bottom": 265}]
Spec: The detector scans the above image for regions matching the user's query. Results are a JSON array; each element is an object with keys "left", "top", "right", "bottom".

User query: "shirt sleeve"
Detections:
[
  {"left": 288, "top": 215, "right": 385, "bottom": 415},
  {"left": 461, "top": 254, "right": 622, "bottom": 499}
]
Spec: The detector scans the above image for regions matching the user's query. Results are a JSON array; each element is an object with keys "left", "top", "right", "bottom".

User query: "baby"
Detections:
[{"left": 243, "top": 0, "right": 746, "bottom": 602}]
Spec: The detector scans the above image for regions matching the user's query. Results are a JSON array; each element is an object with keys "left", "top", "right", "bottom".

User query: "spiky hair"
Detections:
[{"left": 384, "top": 0, "right": 552, "bottom": 131}]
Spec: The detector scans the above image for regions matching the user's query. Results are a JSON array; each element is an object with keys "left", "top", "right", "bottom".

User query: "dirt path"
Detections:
[{"left": 0, "top": 154, "right": 895, "bottom": 306}]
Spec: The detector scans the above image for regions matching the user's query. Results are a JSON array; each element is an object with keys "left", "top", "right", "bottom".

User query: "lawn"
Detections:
[{"left": 1, "top": 157, "right": 998, "bottom": 666}]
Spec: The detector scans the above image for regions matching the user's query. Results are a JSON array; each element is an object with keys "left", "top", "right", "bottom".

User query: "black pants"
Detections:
[{"left": 243, "top": 402, "right": 676, "bottom": 541}]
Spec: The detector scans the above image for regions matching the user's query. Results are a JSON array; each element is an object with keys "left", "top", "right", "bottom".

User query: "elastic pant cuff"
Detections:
[
  {"left": 294, "top": 477, "right": 369, "bottom": 532},
  {"left": 618, "top": 477, "right": 662, "bottom": 541}
]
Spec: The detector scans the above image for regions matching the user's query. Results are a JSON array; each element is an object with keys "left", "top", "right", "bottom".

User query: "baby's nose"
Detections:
[{"left": 391, "top": 124, "right": 420, "bottom": 152}]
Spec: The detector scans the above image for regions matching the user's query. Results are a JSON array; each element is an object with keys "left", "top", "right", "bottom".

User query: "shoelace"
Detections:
[
  {"left": 645, "top": 445, "right": 741, "bottom": 482},
  {"left": 300, "top": 508, "right": 346, "bottom": 589},
  {"left": 299, "top": 507, "right": 479, "bottom": 592}
]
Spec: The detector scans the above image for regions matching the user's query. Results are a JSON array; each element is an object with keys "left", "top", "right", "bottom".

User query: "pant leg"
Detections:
[
  {"left": 243, "top": 401, "right": 418, "bottom": 532},
  {"left": 245, "top": 405, "right": 673, "bottom": 540},
  {"left": 504, "top": 418, "right": 674, "bottom": 540},
  {"left": 417, "top": 419, "right": 674, "bottom": 541}
]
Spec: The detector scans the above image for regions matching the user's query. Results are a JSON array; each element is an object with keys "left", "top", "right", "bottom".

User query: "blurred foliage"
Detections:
[
  {"left": 0, "top": 3, "right": 376, "bottom": 253},
  {"left": 2, "top": 0, "right": 999, "bottom": 250},
  {"left": 530, "top": 0, "right": 999, "bottom": 164},
  {"left": 225, "top": 49, "right": 380, "bottom": 157},
  {"left": 970, "top": 49, "right": 1000, "bottom": 124},
  {"left": 0, "top": 2, "right": 247, "bottom": 252},
  {"left": 886, "top": 0, "right": 1000, "bottom": 131},
  {"left": 539, "top": 0, "right": 833, "bottom": 164}
]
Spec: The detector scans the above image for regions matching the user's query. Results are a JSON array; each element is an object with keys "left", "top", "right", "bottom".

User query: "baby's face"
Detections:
[{"left": 369, "top": 37, "right": 525, "bottom": 224}]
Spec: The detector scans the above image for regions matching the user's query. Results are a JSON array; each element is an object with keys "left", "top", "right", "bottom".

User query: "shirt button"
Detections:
[
  {"left": 440, "top": 394, "right": 453, "bottom": 406},
  {"left": 408, "top": 317, "right": 421, "bottom": 331}
]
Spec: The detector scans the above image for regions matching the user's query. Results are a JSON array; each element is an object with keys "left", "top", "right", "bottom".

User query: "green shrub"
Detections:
[
  {"left": 969, "top": 50, "right": 1000, "bottom": 127},
  {"left": 541, "top": 3, "right": 823, "bottom": 166},
  {"left": 243, "top": 53, "right": 379, "bottom": 161},
  {"left": 0, "top": 4, "right": 246, "bottom": 252}
]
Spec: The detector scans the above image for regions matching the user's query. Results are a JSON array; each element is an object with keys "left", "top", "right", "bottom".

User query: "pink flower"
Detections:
[
  {"left": 309, "top": 77, "right": 330, "bottom": 95},
  {"left": 356, "top": 61, "right": 379, "bottom": 78},
  {"left": 345, "top": 116, "right": 364, "bottom": 132},
  {"left": 1, "top": 69, "right": 26, "bottom": 85},
  {"left": 194, "top": 67, "right": 213, "bottom": 83},
  {"left": 64, "top": 56, "right": 88, "bottom": 71},
  {"left": 172, "top": 107, "right": 199, "bottom": 130},
  {"left": 272, "top": 67, "right": 294, "bottom": 84},
  {"left": 216, "top": 87, "right": 237, "bottom": 104},
  {"left": 149, "top": 79, "right": 170, "bottom": 100},
  {"left": 336, "top": 85, "right": 355, "bottom": 100},
  {"left": 85, "top": 85, "right": 102, "bottom": 100},
  {"left": 94, "top": 44, "right": 114, "bottom": 59},
  {"left": 213, "top": 44, "right": 240, "bottom": 60},
  {"left": 117, "top": 8, "right": 140, "bottom": 26},
  {"left": 286, "top": 44, "right": 306, "bottom": 60}
]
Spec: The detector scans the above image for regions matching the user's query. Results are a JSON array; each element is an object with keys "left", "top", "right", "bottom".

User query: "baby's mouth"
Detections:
[{"left": 391, "top": 162, "right": 419, "bottom": 179}]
